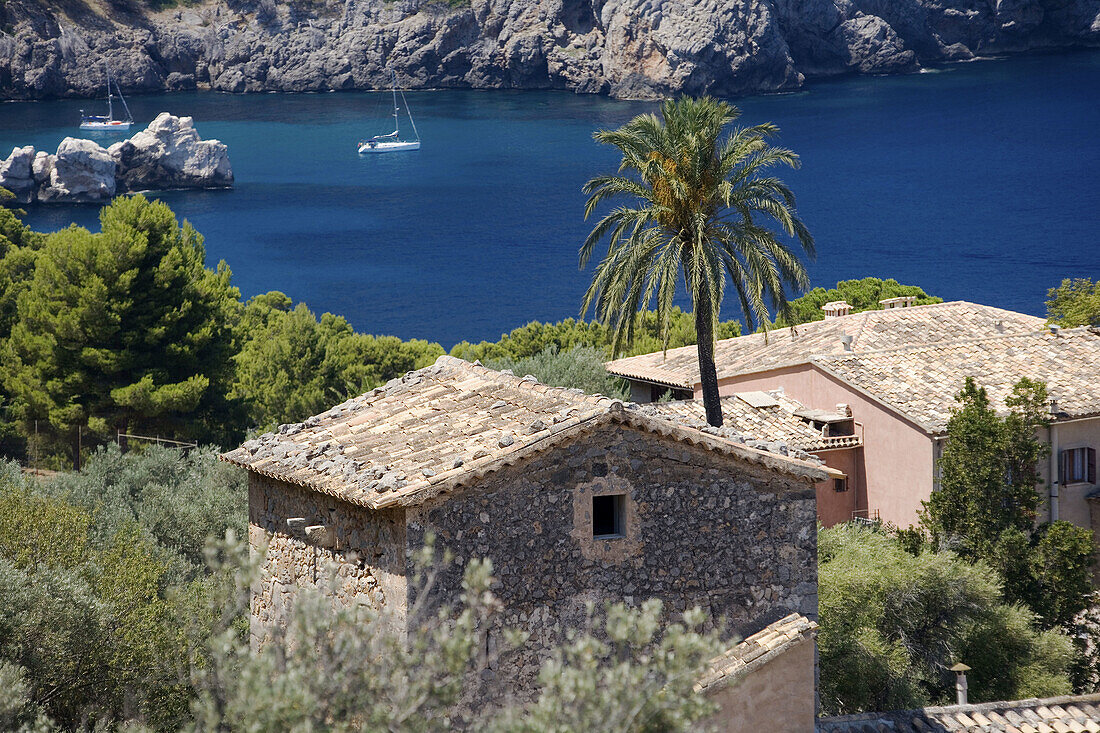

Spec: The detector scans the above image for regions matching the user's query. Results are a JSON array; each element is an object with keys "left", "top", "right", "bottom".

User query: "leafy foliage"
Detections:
[
  {"left": 0, "top": 456, "right": 221, "bottom": 730},
  {"left": 581, "top": 96, "right": 812, "bottom": 426},
  {"left": 449, "top": 307, "right": 741, "bottom": 363},
  {"left": 190, "top": 537, "right": 722, "bottom": 733},
  {"left": 487, "top": 600, "right": 719, "bottom": 732},
  {"left": 487, "top": 345, "right": 628, "bottom": 398},
  {"left": 920, "top": 377, "right": 1094, "bottom": 630},
  {"left": 1046, "top": 278, "right": 1100, "bottom": 328},
  {"left": 44, "top": 443, "right": 246, "bottom": 579},
  {"left": 1, "top": 195, "right": 243, "bottom": 465},
  {"left": 818, "top": 524, "right": 1073, "bottom": 715},
  {"left": 775, "top": 277, "right": 941, "bottom": 327},
  {"left": 230, "top": 292, "right": 444, "bottom": 429}
]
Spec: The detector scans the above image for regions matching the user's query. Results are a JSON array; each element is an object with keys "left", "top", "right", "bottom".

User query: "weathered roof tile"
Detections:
[
  {"left": 813, "top": 327, "right": 1100, "bottom": 433},
  {"left": 696, "top": 613, "right": 817, "bottom": 692},
  {"left": 818, "top": 694, "right": 1100, "bottom": 733},
  {"left": 606, "top": 302, "right": 1044, "bottom": 389},
  {"left": 644, "top": 391, "right": 862, "bottom": 454},
  {"left": 221, "top": 356, "right": 828, "bottom": 510}
]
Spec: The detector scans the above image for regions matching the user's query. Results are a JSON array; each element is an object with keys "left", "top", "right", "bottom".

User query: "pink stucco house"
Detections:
[{"left": 607, "top": 301, "right": 1100, "bottom": 534}]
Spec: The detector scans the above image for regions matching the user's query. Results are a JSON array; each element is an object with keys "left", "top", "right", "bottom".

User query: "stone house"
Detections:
[
  {"left": 606, "top": 301, "right": 1100, "bottom": 535},
  {"left": 221, "top": 355, "right": 826, "bottom": 706},
  {"left": 644, "top": 391, "right": 861, "bottom": 527}
]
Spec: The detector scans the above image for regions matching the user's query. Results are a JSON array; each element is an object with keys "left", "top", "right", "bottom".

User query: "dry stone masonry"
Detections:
[{"left": 224, "top": 355, "right": 825, "bottom": 698}]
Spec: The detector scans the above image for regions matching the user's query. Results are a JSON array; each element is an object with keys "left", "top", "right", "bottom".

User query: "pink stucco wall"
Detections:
[
  {"left": 1044, "top": 417, "right": 1100, "bottom": 528},
  {"left": 814, "top": 447, "right": 861, "bottom": 527},
  {"left": 699, "top": 365, "right": 935, "bottom": 528}
]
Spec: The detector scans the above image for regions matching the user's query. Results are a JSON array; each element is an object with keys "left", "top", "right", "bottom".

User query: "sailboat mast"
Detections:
[
  {"left": 105, "top": 60, "right": 113, "bottom": 121},
  {"left": 399, "top": 87, "right": 419, "bottom": 143},
  {"left": 391, "top": 70, "right": 399, "bottom": 137}
]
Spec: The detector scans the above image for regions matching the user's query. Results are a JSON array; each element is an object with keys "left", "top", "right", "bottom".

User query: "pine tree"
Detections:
[{"left": 1, "top": 195, "right": 242, "bottom": 465}]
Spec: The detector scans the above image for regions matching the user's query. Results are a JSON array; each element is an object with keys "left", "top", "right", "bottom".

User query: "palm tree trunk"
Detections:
[{"left": 693, "top": 289, "right": 723, "bottom": 427}]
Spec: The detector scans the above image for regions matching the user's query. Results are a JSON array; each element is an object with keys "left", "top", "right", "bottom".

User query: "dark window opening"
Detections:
[
  {"left": 833, "top": 477, "right": 848, "bottom": 493},
  {"left": 825, "top": 419, "right": 855, "bottom": 437},
  {"left": 593, "top": 494, "right": 625, "bottom": 538},
  {"left": 1060, "top": 447, "right": 1097, "bottom": 485},
  {"left": 650, "top": 385, "right": 694, "bottom": 403}
]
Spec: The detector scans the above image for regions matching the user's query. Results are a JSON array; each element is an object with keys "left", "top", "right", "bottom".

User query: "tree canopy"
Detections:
[
  {"left": 231, "top": 292, "right": 444, "bottom": 429},
  {"left": 2, "top": 195, "right": 242, "bottom": 465},
  {"left": 1046, "top": 278, "right": 1100, "bottom": 328},
  {"left": 919, "top": 377, "right": 1094, "bottom": 631},
  {"left": 775, "top": 277, "right": 941, "bottom": 327},
  {"left": 818, "top": 524, "right": 1073, "bottom": 715},
  {"left": 581, "top": 96, "right": 812, "bottom": 426}
]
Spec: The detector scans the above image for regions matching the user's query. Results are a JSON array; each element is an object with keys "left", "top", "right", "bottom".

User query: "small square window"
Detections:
[
  {"left": 592, "top": 494, "right": 625, "bottom": 538},
  {"left": 833, "top": 477, "right": 848, "bottom": 493}
]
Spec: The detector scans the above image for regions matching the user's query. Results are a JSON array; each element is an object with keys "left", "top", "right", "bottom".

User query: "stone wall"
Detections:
[
  {"left": 248, "top": 473, "right": 407, "bottom": 646},
  {"left": 405, "top": 424, "right": 818, "bottom": 695}
]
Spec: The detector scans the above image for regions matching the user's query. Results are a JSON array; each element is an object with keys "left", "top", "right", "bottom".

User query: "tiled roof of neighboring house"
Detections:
[
  {"left": 817, "top": 693, "right": 1100, "bottom": 732},
  {"left": 604, "top": 302, "right": 1045, "bottom": 389},
  {"left": 813, "top": 327, "right": 1100, "bottom": 434},
  {"left": 220, "top": 356, "right": 828, "bottom": 510},
  {"left": 697, "top": 613, "right": 817, "bottom": 692},
  {"left": 643, "top": 392, "right": 862, "bottom": 453}
]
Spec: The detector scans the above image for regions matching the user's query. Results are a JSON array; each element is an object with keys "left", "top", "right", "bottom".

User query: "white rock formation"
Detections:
[
  {"left": 111, "top": 113, "right": 233, "bottom": 191},
  {"left": 0, "top": 114, "right": 232, "bottom": 204},
  {"left": 38, "top": 138, "right": 116, "bottom": 203},
  {"left": 0, "top": 146, "right": 36, "bottom": 202}
]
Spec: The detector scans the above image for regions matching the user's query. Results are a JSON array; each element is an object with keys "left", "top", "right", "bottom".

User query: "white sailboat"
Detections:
[
  {"left": 358, "top": 71, "right": 420, "bottom": 154},
  {"left": 79, "top": 60, "right": 133, "bottom": 132}
]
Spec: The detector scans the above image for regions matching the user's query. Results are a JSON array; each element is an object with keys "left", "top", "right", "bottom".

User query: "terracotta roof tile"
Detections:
[
  {"left": 605, "top": 302, "right": 1044, "bottom": 389},
  {"left": 220, "top": 356, "right": 828, "bottom": 510},
  {"left": 696, "top": 613, "right": 817, "bottom": 691},
  {"left": 812, "top": 327, "right": 1100, "bottom": 433},
  {"left": 818, "top": 694, "right": 1100, "bottom": 733},
  {"left": 643, "top": 391, "right": 862, "bottom": 454}
]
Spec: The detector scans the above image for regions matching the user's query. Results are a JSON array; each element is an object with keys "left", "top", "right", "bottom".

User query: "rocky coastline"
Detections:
[
  {"left": 0, "top": 112, "right": 232, "bottom": 204},
  {"left": 0, "top": 0, "right": 1097, "bottom": 101}
]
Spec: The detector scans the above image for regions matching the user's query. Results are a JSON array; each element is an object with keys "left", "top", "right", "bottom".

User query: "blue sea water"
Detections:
[{"left": 1, "top": 51, "right": 1098, "bottom": 348}]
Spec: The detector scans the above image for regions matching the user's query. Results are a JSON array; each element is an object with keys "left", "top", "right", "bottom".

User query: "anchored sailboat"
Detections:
[
  {"left": 358, "top": 71, "right": 420, "bottom": 154},
  {"left": 80, "top": 60, "right": 133, "bottom": 132}
]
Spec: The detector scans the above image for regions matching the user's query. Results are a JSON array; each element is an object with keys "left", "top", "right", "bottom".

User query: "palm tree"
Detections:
[{"left": 580, "top": 96, "right": 814, "bottom": 427}]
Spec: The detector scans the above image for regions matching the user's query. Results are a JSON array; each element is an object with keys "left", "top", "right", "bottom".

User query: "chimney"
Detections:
[
  {"left": 822, "top": 301, "right": 852, "bottom": 319},
  {"left": 951, "top": 663, "right": 970, "bottom": 705},
  {"left": 879, "top": 296, "right": 917, "bottom": 309},
  {"left": 1050, "top": 324, "right": 1062, "bottom": 336},
  {"left": 840, "top": 334, "right": 854, "bottom": 351}
]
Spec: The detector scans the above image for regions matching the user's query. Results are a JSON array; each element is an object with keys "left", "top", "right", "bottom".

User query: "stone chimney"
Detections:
[
  {"left": 879, "top": 296, "right": 917, "bottom": 309},
  {"left": 822, "top": 301, "right": 852, "bottom": 319}
]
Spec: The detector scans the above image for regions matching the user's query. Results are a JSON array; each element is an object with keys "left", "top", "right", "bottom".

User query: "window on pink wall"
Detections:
[{"left": 1060, "top": 447, "right": 1097, "bottom": 485}]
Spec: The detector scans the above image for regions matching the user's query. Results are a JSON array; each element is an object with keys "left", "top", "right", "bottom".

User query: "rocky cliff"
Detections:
[
  {"left": 1, "top": 0, "right": 1098, "bottom": 100},
  {"left": 0, "top": 113, "right": 232, "bottom": 202}
]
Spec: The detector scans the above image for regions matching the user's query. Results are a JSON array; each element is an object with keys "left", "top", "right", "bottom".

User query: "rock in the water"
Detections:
[
  {"left": 0, "top": 146, "right": 37, "bottom": 203},
  {"left": 38, "top": 138, "right": 116, "bottom": 203},
  {"left": 31, "top": 151, "right": 53, "bottom": 184},
  {"left": 0, "top": 114, "right": 232, "bottom": 205},
  {"left": 111, "top": 113, "right": 233, "bottom": 191}
]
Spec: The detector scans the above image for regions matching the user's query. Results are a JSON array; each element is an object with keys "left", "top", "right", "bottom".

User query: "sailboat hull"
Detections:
[
  {"left": 80, "top": 120, "right": 131, "bottom": 131},
  {"left": 358, "top": 140, "right": 420, "bottom": 154}
]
